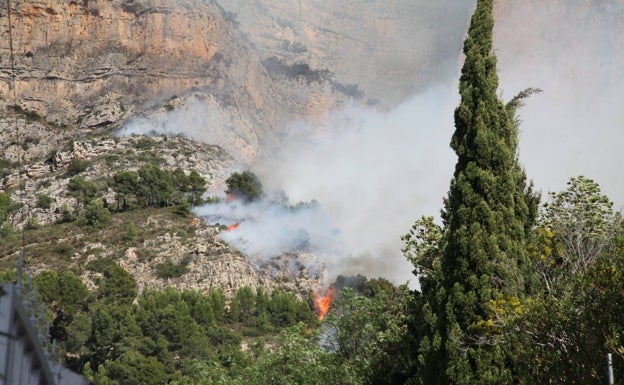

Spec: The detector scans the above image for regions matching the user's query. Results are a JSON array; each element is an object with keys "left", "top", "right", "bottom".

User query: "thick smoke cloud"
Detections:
[
  {"left": 193, "top": 197, "right": 342, "bottom": 262},
  {"left": 253, "top": 87, "right": 457, "bottom": 284},
  {"left": 119, "top": 1, "right": 623, "bottom": 285}
]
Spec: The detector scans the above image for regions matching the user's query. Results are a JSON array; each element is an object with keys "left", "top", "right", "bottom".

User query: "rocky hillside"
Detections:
[
  {"left": 3, "top": 0, "right": 619, "bottom": 298},
  {"left": 0, "top": 0, "right": 375, "bottom": 165},
  {"left": 0, "top": 0, "right": 371, "bottom": 297},
  {"left": 0, "top": 132, "right": 325, "bottom": 297}
]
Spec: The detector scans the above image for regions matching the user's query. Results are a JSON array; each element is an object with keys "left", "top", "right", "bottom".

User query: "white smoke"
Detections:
[
  {"left": 252, "top": 85, "right": 457, "bottom": 284},
  {"left": 173, "top": 84, "right": 457, "bottom": 286},
  {"left": 117, "top": 1, "right": 624, "bottom": 286},
  {"left": 117, "top": 97, "right": 259, "bottom": 164},
  {"left": 193, "top": 196, "right": 342, "bottom": 261}
]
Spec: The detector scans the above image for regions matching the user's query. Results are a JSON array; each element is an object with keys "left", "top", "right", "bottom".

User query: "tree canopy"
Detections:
[
  {"left": 225, "top": 171, "right": 263, "bottom": 202},
  {"left": 414, "top": 1, "right": 539, "bottom": 383}
]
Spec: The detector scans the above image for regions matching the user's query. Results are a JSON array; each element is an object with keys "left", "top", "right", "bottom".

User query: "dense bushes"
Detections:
[
  {"left": 110, "top": 165, "right": 207, "bottom": 210},
  {"left": 225, "top": 171, "right": 263, "bottom": 202},
  {"left": 0, "top": 260, "right": 413, "bottom": 385},
  {"left": 17, "top": 265, "right": 320, "bottom": 384}
]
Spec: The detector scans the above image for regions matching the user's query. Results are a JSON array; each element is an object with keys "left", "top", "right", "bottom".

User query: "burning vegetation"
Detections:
[{"left": 313, "top": 286, "right": 336, "bottom": 321}]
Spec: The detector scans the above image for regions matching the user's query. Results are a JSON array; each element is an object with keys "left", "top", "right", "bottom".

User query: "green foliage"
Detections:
[
  {"left": 82, "top": 199, "right": 111, "bottom": 228},
  {"left": 137, "top": 288, "right": 214, "bottom": 359},
  {"left": 111, "top": 170, "right": 138, "bottom": 211},
  {"left": 401, "top": 216, "right": 444, "bottom": 294},
  {"left": 105, "top": 351, "right": 168, "bottom": 385},
  {"left": 267, "top": 288, "right": 313, "bottom": 327},
  {"left": 0, "top": 158, "right": 16, "bottom": 179},
  {"left": 240, "top": 323, "right": 349, "bottom": 385},
  {"left": 34, "top": 270, "right": 60, "bottom": 303},
  {"left": 24, "top": 216, "right": 40, "bottom": 230},
  {"left": 325, "top": 287, "right": 417, "bottom": 385},
  {"left": 0, "top": 269, "right": 17, "bottom": 283},
  {"left": 188, "top": 170, "right": 207, "bottom": 204},
  {"left": 209, "top": 287, "right": 227, "bottom": 324},
  {"left": 181, "top": 290, "right": 216, "bottom": 328},
  {"left": 154, "top": 256, "right": 191, "bottom": 279},
  {"left": 0, "top": 222, "right": 17, "bottom": 245},
  {"left": 225, "top": 171, "right": 263, "bottom": 202},
  {"left": 137, "top": 164, "right": 174, "bottom": 207},
  {"left": 67, "top": 176, "right": 98, "bottom": 214},
  {"left": 28, "top": 263, "right": 416, "bottom": 385},
  {"left": 230, "top": 285, "right": 255, "bottom": 325},
  {"left": 133, "top": 136, "right": 157, "bottom": 150},
  {"left": 97, "top": 264, "right": 137, "bottom": 304},
  {"left": 66, "top": 159, "right": 91, "bottom": 177},
  {"left": 497, "top": 181, "right": 624, "bottom": 384},
  {"left": 173, "top": 198, "right": 191, "bottom": 217},
  {"left": 541, "top": 175, "right": 618, "bottom": 278},
  {"left": 37, "top": 194, "right": 55, "bottom": 209},
  {"left": 58, "top": 270, "right": 91, "bottom": 312},
  {"left": 0, "top": 192, "right": 17, "bottom": 223},
  {"left": 109, "top": 167, "right": 207, "bottom": 212},
  {"left": 124, "top": 222, "right": 138, "bottom": 242},
  {"left": 409, "top": 1, "right": 540, "bottom": 383}
]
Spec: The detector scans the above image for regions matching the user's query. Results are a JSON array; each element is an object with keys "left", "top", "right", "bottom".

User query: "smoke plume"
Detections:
[
  {"left": 119, "top": 0, "right": 623, "bottom": 285},
  {"left": 250, "top": 87, "right": 457, "bottom": 284}
]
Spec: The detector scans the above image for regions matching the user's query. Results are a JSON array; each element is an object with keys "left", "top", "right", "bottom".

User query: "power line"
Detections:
[{"left": 4, "top": 0, "right": 26, "bottom": 250}]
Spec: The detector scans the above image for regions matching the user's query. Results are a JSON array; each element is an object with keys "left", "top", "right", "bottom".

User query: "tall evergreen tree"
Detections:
[{"left": 416, "top": 1, "right": 538, "bottom": 384}]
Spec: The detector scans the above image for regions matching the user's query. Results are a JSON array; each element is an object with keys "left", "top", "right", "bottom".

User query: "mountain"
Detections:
[{"left": 2, "top": 0, "right": 621, "bottom": 296}]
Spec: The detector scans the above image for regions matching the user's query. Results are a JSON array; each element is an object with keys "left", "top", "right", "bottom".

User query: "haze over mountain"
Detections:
[{"left": 1, "top": 0, "right": 621, "bottom": 286}]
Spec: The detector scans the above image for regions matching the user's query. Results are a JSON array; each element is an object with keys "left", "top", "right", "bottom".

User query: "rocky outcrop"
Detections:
[
  {"left": 0, "top": 0, "right": 358, "bottom": 164},
  {"left": 1, "top": 0, "right": 230, "bottom": 125},
  {"left": 2, "top": 134, "right": 236, "bottom": 228},
  {"left": 115, "top": 228, "right": 325, "bottom": 297}
]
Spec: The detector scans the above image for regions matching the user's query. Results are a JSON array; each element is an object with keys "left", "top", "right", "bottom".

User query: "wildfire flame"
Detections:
[
  {"left": 313, "top": 286, "right": 336, "bottom": 321},
  {"left": 226, "top": 193, "right": 235, "bottom": 203},
  {"left": 227, "top": 223, "right": 240, "bottom": 231}
]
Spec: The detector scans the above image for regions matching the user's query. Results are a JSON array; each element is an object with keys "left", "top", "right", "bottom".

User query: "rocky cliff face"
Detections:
[
  {"left": 219, "top": 0, "right": 475, "bottom": 109},
  {"left": 0, "top": 0, "right": 281, "bottom": 139},
  {"left": 0, "top": 0, "right": 364, "bottom": 164},
  {"left": 0, "top": 0, "right": 367, "bottom": 297}
]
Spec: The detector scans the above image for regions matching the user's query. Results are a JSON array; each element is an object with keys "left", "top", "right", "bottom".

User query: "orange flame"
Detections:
[
  {"left": 227, "top": 223, "right": 240, "bottom": 231},
  {"left": 226, "top": 193, "right": 235, "bottom": 203},
  {"left": 313, "top": 286, "right": 336, "bottom": 321}
]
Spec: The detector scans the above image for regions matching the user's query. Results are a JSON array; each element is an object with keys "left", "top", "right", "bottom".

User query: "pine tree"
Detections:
[{"left": 416, "top": 1, "right": 538, "bottom": 383}]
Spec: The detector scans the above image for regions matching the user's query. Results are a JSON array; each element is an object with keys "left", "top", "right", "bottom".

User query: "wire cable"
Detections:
[{"left": 4, "top": 0, "right": 27, "bottom": 261}]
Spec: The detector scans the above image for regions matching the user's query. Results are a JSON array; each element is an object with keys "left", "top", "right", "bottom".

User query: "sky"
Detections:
[
  {"left": 122, "top": 1, "right": 623, "bottom": 285},
  {"left": 493, "top": 1, "right": 624, "bottom": 210}
]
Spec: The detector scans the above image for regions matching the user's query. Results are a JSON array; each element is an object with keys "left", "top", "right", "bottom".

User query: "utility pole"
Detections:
[{"left": 608, "top": 353, "right": 614, "bottom": 385}]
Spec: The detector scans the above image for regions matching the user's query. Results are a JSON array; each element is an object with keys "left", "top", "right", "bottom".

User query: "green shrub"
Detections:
[
  {"left": 155, "top": 256, "right": 191, "bottom": 279},
  {"left": 225, "top": 171, "right": 263, "bottom": 202},
  {"left": 66, "top": 159, "right": 91, "bottom": 177},
  {"left": 37, "top": 194, "right": 54, "bottom": 209},
  {"left": 52, "top": 242, "right": 76, "bottom": 259},
  {"left": 82, "top": 199, "right": 111, "bottom": 228},
  {"left": 124, "top": 223, "right": 138, "bottom": 242},
  {"left": 24, "top": 216, "right": 40, "bottom": 230},
  {"left": 134, "top": 136, "right": 156, "bottom": 150}
]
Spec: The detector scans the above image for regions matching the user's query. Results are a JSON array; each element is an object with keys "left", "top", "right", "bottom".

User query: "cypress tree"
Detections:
[{"left": 417, "top": 1, "right": 538, "bottom": 383}]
